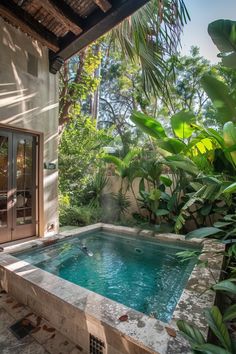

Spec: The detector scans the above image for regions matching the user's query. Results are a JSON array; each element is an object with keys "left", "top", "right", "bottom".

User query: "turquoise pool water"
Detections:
[{"left": 14, "top": 231, "right": 199, "bottom": 322}]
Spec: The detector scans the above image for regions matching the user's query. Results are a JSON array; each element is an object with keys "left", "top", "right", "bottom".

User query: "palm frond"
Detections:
[{"left": 110, "top": 0, "right": 190, "bottom": 96}]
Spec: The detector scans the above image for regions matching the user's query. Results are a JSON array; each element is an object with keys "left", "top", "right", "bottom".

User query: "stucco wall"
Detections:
[{"left": 0, "top": 18, "right": 59, "bottom": 236}]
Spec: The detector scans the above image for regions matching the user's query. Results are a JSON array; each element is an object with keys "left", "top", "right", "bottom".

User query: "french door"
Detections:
[{"left": 0, "top": 129, "right": 37, "bottom": 243}]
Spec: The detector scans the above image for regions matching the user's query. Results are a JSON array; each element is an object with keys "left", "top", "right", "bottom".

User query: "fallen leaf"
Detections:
[
  {"left": 42, "top": 324, "right": 55, "bottom": 332},
  {"left": 118, "top": 314, "right": 128, "bottom": 322},
  {"left": 165, "top": 326, "right": 176, "bottom": 338}
]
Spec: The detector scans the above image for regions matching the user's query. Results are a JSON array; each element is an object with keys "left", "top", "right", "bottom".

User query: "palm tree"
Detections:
[
  {"left": 111, "top": 0, "right": 190, "bottom": 96},
  {"left": 59, "top": 0, "right": 189, "bottom": 134}
]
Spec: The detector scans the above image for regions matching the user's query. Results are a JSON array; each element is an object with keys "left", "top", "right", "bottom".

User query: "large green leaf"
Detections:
[
  {"left": 160, "top": 175, "right": 172, "bottom": 187},
  {"left": 185, "top": 227, "right": 222, "bottom": 239},
  {"left": 177, "top": 320, "right": 205, "bottom": 346},
  {"left": 156, "top": 138, "right": 186, "bottom": 154},
  {"left": 155, "top": 209, "right": 169, "bottom": 216},
  {"left": 188, "top": 137, "right": 216, "bottom": 156},
  {"left": 201, "top": 75, "right": 236, "bottom": 123},
  {"left": 171, "top": 110, "right": 196, "bottom": 139},
  {"left": 193, "top": 343, "right": 231, "bottom": 354},
  {"left": 205, "top": 306, "right": 232, "bottom": 352},
  {"left": 208, "top": 19, "right": 236, "bottom": 69},
  {"left": 123, "top": 148, "right": 140, "bottom": 165},
  {"left": 213, "top": 280, "right": 236, "bottom": 295},
  {"left": 222, "top": 52, "right": 236, "bottom": 69},
  {"left": 208, "top": 20, "right": 236, "bottom": 53},
  {"left": 103, "top": 155, "right": 123, "bottom": 171},
  {"left": 223, "top": 182, "right": 236, "bottom": 194},
  {"left": 131, "top": 111, "right": 167, "bottom": 139},
  {"left": 223, "top": 122, "right": 236, "bottom": 166},
  {"left": 165, "top": 155, "right": 199, "bottom": 175},
  {"left": 223, "top": 304, "right": 236, "bottom": 322}
]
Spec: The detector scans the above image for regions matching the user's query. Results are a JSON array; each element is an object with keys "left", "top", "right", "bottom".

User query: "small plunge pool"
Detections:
[{"left": 13, "top": 231, "right": 200, "bottom": 322}]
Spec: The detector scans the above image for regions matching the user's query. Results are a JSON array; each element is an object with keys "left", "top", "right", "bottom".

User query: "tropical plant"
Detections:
[
  {"left": 177, "top": 305, "right": 235, "bottom": 354},
  {"left": 111, "top": 0, "right": 190, "bottom": 96},
  {"left": 84, "top": 171, "right": 109, "bottom": 208},
  {"left": 208, "top": 19, "right": 236, "bottom": 69},
  {"left": 177, "top": 237, "right": 236, "bottom": 354},
  {"left": 173, "top": 18, "right": 236, "bottom": 354},
  {"left": 103, "top": 149, "right": 142, "bottom": 210}
]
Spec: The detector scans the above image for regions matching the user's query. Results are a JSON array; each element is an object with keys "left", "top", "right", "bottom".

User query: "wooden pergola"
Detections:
[{"left": 0, "top": 0, "right": 149, "bottom": 73}]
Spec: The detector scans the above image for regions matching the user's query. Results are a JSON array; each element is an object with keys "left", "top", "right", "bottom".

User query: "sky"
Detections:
[{"left": 181, "top": 0, "right": 236, "bottom": 63}]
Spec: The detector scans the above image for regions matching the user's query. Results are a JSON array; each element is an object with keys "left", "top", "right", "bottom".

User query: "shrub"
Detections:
[{"left": 59, "top": 205, "right": 101, "bottom": 226}]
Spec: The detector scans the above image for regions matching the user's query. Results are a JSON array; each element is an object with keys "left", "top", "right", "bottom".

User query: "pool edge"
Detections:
[{"left": 0, "top": 223, "right": 225, "bottom": 354}]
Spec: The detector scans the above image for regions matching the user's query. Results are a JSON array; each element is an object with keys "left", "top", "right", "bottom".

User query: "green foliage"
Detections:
[
  {"left": 59, "top": 117, "right": 111, "bottom": 204},
  {"left": 186, "top": 227, "right": 222, "bottom": 239},
  {"left": 208, "top": 20, "right": 236, "bottom": 69},
  {"left": 212, "top": 280, "right": 236, "bottom": 295},
  {"left": 204, "top": 306, "right": 232, "bottom": 352},
  {"left": 156, "top": 138, "right": 186, "bottom": 154},
  {"left": 201, "top": 75, "right": 236, "bottom": 123},
  {"left": 111, "top": 0, "right": 190, "bottom": 96},
  {"left": 103, "top": 149, "right": 140, "bottom": 179},
  {"left": 177, "top": 307, "right": 233, "bottom": 354},
  {"left": 171, "top": 111, "right": 196, "bottom": 139},
  {"left": 223, "top": 304, "right": 236, "bottom": 321},
  {"left": 177, "top": 320, "right": 206, "bottom": 346},
  {"left": 85, "top": 172, "right": 109, "bottom": 208},
  {"left": 59, "top": 204, "right": 101, "bottom": 227},
  {"left": 223, "top": 121, "right": 236, "bottom": 166},
  {"left": 131, "top": 112, "right": 167, "bottom": 139}
]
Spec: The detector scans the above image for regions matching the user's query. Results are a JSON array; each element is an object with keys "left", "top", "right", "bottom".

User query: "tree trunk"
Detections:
[{"left": 58, "top": 48, "right": 87, "bottom": 138}]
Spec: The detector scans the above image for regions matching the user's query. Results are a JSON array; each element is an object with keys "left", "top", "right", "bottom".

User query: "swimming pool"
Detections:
[{"left": 14, "top": 230, "right": 199, "bottom": 322}]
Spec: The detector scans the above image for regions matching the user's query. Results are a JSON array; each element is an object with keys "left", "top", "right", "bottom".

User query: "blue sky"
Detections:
[{"left": 181, "top": 0, "right": 236, "bottom": 62}]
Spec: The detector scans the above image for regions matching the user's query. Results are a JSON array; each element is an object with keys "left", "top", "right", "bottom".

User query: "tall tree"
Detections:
[{"left": 58, "top": 0, "right": 189, "bottom": 136}]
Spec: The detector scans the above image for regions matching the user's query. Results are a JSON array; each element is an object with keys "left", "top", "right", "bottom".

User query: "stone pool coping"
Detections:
[{"left": 0, "top": 223, "right": 225, "bottom": 354}]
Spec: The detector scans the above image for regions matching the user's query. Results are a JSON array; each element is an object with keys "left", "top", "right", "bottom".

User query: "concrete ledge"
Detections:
[{"left": 0, "top": 224, "right": 225, "bottom": 354}]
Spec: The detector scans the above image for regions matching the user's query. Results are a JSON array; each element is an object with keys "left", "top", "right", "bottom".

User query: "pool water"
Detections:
[{"left": 14, "top": 232, "right": 199, "bottom": 322}]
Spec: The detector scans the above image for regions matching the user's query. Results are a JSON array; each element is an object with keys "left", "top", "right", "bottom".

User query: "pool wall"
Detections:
[{"left": 0, "top": 223, "right": 225, "bottom": 354}]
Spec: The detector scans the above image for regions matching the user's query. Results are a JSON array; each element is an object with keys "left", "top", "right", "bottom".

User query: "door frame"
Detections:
[{"left": 0, "top": 123, "right": 44, "bottom": 239}]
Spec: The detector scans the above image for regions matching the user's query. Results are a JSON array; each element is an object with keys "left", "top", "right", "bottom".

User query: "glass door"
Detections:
[
  {"left": 0, "top": 129, "right": 37, "bottom": 243},
  {"left": 0, "top": 131, "right": 12, "bottom": 242},
  {"left": 12, "top": 133, "right": 36, "bottom": 240}
]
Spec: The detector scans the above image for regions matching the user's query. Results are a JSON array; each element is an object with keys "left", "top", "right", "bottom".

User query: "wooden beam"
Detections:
[
  {"left": 0, "top": 0, "right": 59, "bottom": 52},
  {"left": 56, "top": 0, "right": 149, "bottom": 60},
  {"left": 93, "top": 0, "right": 112, "bottom": 13},
  {"left": 32, "top": 0, "right": 82, "bottom": 35},
  {"left": 47, "top": 0, "right": 85, "bottom": 31}
]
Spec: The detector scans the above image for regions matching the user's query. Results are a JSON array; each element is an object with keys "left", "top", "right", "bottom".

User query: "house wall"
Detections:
[{"left": 0, "top": 18, "right": 59, "bottom": 236}]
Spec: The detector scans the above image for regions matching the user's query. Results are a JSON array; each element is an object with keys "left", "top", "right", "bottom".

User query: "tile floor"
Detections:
[{"left": 0, "top": 291, "right": 82, "bottom": 354}]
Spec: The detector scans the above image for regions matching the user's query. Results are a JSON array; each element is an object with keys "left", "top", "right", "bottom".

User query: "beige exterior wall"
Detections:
[{"left": 0, "top": 18, "right": 59, "bottom": 236}]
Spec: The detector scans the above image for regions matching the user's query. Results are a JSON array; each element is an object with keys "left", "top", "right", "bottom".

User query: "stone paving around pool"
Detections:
[
  {"left": 0, "top": 291, "right": 82, "bottom": 354},
  {"left": 0, "top": 224, "right": 226, "bottom": 354}
]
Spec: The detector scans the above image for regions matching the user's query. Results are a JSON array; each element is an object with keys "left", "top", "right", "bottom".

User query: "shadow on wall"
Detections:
[{"left": 0, "top": 21, "right": 58, "bottom": 131}]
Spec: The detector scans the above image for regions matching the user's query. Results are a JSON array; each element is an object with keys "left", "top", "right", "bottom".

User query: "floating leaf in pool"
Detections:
[{"left": 135, "top": 248, "right": 143, "bottom": 254}]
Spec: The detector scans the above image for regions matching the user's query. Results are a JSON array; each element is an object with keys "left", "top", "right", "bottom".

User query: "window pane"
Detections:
[
  {"left": 0, "top": 193, "right": 7, "bottom": 210},
  {"left": 0, "top": 211, "right": 7, "bottom": 227},
  {"left": 0, "top": 136, "right": 8, "bottom": 191},
  {"left": 16, "top": 138, "right": 33, "bottom": 190}
]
